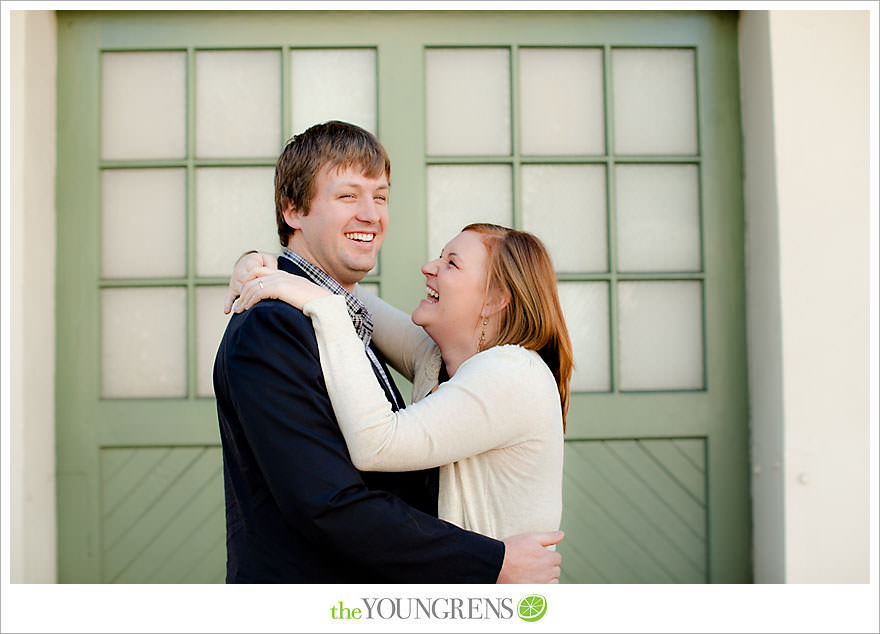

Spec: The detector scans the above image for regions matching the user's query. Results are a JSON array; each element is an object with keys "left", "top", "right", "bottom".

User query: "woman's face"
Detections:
[{"left": 411, "top": 230, "right": 490, "bottom": 350}]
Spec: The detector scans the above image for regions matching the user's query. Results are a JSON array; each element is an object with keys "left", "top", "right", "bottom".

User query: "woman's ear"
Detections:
[
  {"left": 482, "top": 286, "right": 510, "bottom": 319},
  {"left": 282, "top": 201, "right": 302, "bottom": 230}
]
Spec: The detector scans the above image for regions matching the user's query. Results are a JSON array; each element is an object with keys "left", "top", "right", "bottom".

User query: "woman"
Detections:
[{"left": 232, "top": 223, "right": 572, "bottom": 541}]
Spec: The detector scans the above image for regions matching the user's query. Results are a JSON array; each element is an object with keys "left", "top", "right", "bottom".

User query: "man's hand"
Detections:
[
  {"left": 497, "top": 531, "right": 563, "bottom": 584},
  {"left": 223, "top": 251, "right": 279, "bottom": 314}
]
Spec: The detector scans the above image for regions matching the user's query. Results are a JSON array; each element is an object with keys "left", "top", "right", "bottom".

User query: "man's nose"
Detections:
[{"left": 355, "top": 197, "right": 381, "bottom": 222}]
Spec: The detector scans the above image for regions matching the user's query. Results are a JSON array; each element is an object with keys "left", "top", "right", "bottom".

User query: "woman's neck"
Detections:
[
  {"left": 430, "top": 320, "right": 497, "bottom": 377},
  {"left": 438, "top": 346, "right": 472, "bottom": 378},
  {"left": 436, "top": 333, "right": 484, "bottom": 377}
]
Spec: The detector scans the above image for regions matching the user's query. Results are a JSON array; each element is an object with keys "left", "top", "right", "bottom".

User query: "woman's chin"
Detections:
[{"left": 411, "top": 300, "right": 433, "bottom": 327}]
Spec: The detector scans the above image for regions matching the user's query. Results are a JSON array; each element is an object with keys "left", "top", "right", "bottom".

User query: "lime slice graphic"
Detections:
[{"left": 517, "top": 594, "right": 547, "bottom": 622}]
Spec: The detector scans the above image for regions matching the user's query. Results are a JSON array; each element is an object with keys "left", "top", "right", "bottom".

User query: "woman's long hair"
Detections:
[{"left": 463, "top": 223, "right": 574, "bottom": 431}]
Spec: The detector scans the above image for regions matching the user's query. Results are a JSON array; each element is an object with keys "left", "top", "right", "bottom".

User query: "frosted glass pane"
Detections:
[
  {"left": 102, "top": 288, "right": 187, "bottom": 398},
  {"left": 426, "top": 49, "right": 510, "bottom": 155},
  {"left": 520, "top": 48, "right": 605, "bottom": 155},
  {"left": 196, "top": 286, "right": 232, "bottom": 398},
  {"left": 197, "top": 50, "right": 281, "bottom": 158},
  {"left": 291, "top": 49, "right": 376, "bottom": 134},
  {"left": 558, "top": 282, "right": 610, "bottom": 392},
  {"left": 619, "top": 281, "right": 703, "bottom": 390},
  {"left": 102, "top": 52, "right": 185, "bottom": 160},
  {"left": 196, "top": 167, "right": 279, "bottom": 277},
  {"left": 426, "top": 165, "right": 512, "bottom": 261},
  {"left": 522, "top": 164, "right": 607, "bottom": 272},
  {"left": 616, "top": 165, "right": 701, "bottom": 272},
  {"left": 102, "top": 169, "right": 186, "bottom": 278},
  {"left": 613, "top": 49, "right": 697, "bottom": 155}
]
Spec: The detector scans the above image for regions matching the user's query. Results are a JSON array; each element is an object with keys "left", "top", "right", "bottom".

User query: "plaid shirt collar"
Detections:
[{"left": 281, "top": 248, "right": 374, "bottom": 346}]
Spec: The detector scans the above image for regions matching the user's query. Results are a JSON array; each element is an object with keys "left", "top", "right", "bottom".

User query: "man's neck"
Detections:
[{"left": 283, "top": 245, "right": 357, "bottom": 294}]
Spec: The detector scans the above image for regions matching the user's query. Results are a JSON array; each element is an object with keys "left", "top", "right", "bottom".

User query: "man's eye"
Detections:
[{"left": 374, "top": 195, "right": 387, "bottom": 203}]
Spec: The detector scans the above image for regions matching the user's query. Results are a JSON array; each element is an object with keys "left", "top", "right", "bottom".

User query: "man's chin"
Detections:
[
  {"left": 339, "top": 264, "right": 376, "bottom": 287},
  {"left": 340, "top": 254, "right": 374, "bottom": 270},
  {"left": 351, "top": 263, "right": 376, "bottom": 277}
]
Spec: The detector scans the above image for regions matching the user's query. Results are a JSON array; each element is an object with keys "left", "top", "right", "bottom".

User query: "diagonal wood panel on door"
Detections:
[
  {"left": 559, "top": 439, "right": 707, "bottom": 583},
  {"left": 100, "top": 447, "right": 225, "bottom": 583}
]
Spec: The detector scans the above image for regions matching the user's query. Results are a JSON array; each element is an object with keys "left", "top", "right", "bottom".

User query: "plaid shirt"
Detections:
[{"left": 281, "top": 248, "right": 401, "bottom": 410}]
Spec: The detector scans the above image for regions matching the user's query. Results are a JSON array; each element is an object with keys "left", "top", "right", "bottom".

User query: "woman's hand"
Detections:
[
  {"left": 233, "top": 267, "right": 332, "bottom": 313},
  {"left": 223, "top": 251, "right": 279, "bottom": 314}
]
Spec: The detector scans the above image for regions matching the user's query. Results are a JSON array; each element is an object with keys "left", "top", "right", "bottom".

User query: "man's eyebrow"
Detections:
[{"left": 337, "top": 182, "right": 390, "bottom": 189}]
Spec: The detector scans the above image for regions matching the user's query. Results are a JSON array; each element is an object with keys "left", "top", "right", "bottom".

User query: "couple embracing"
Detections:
[{"left": 215, "top": 120, "right": 573, "bottom": 583}]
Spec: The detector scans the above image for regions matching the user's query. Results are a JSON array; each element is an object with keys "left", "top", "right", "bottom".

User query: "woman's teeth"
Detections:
[
  {"left": 345, "top": 232, "right": 374, "bottom": 242},
  {"left": 426, "top": 286, "right": 439, "bottom": 301}
]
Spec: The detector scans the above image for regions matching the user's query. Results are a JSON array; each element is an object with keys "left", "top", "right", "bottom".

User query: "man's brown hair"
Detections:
[{"left": 274, "top": 120, "right": 391, "bottom": 246}]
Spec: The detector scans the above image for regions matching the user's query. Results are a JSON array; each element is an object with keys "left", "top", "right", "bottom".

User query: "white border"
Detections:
[
  {"left": 1, "top": 2, "right": 877, "bottom": 633},
  {"left": 0, "top": 0, "right": 13, "bottom": 601},
  {"left": 2, "top": 583, "right": 880, "bottom": 633}
]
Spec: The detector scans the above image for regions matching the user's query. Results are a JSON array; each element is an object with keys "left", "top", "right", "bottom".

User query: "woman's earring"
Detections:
[{"left": 479, "top": 319, "right": 489, "bottom": 348}]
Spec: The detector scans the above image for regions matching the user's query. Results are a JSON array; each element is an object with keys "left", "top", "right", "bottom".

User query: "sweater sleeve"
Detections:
[
  {"left": 354, "top": 285, "right": 434, "bottom": 383},
  {"left": 304, "top": 294, "right": 549, "bottom": 472},
  {"left": 218, "top": 298, "right": 504, "bottom": 581}
]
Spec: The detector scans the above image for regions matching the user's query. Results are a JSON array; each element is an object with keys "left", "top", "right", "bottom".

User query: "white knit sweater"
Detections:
[{"left": 303, "top": 290, "right": 563, "bottom": 540}]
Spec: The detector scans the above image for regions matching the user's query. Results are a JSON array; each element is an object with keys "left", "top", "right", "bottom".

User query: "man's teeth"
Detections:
[
  {"left": 426, "top": 286, "right": 439, "bottom": 300},
  {"left": 345, "top": 232, "right": 374, "bottom": 242}
]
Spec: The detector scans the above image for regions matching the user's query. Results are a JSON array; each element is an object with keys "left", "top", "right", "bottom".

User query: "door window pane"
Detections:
[
  {"left": 426, "top": 48, "right": 510, "bottom": 156},
  {"left": 196, "top": 286, "right": 232, "bottom": 398},
  {"left": 290, "top": 49, "right": 377, "bottom": 134},
  {"left": 612, "top": 48, "right": 697, "bottom": 155},
  {"left": 196, "top": 50, "right": 281, "bottom": 158},
  {"left": 102, "top": 169, "right": 186, "bottom": 279},
  {"left": 522, "top": 164, "right": 607, "bottom": 272},
  {"left": 618, "top": 281, "right": 703, "bottom": 390},
  {"left": 196, "top": 167, "right": 279, "bottom": 277},
  {"left": 102, "top": 52, "right": 186, "bottom": 160},
  {"left": 519, "top": 48, "right": 605, "bottom": 155},
  {"left": 102, "top": 287, "right": 187, "bottom": 398},
  {"left": 558, "top": 282, "right": 610, "bottom": 392},
  {"left": 616, "top": 164, "right": 701, "bottom": 272},
  {"left": 426, "top": 164, "right": 512, "bottom": 261}
]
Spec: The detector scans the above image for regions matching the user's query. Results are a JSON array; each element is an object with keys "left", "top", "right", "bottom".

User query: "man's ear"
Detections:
[
  {"left": 282, "top": 201, "right": 302, "bottom": 231},
  {"left": 482, "top": 287, "right": 510, "bottom": 319}
]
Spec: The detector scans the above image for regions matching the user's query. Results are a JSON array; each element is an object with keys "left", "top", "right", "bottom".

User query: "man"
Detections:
[{"left": 214, "top": 120, "right": 562, "bottom": 583}]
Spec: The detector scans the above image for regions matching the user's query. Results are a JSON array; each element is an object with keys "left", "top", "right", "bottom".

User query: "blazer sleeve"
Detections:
[
  {"left": 223, "top": 299, "right": 504, "bottom": 582},
  {"left": 354, "top": 284, "right": 435, "bottom": 382},
  {"left": 304, "top": 295, "right": 553, "bottom": 472}
]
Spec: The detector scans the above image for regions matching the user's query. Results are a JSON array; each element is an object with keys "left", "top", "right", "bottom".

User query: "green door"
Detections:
[{"left": 56, "top": 10, "right": 749, "bottom": 583}]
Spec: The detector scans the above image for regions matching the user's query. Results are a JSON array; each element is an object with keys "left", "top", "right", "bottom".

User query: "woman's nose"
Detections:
[{"left": 421, "top": 260, "right": 438, "bottom": 277}]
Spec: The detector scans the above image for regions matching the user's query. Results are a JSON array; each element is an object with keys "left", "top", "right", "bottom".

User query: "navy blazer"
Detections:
[{"left": 213, "top": 257, "right": 504, "bottom": 583}]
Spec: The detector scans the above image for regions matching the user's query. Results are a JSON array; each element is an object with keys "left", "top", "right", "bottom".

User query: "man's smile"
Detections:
[{"left": 344, "top": 232, "right": 375, "bottom": 243}]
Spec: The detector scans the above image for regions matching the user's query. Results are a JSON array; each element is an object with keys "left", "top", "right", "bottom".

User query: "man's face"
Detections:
[{"left": 285, "top": 163, "right": 389, "bottom": 290}]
